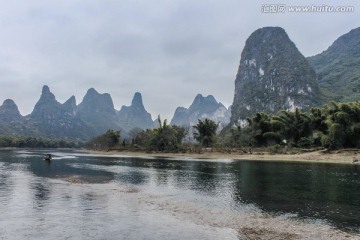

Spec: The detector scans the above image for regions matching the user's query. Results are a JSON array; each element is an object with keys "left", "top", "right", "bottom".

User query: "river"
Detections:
[{"left": 0, "top": 150, "right": 359, "bottom": 239}]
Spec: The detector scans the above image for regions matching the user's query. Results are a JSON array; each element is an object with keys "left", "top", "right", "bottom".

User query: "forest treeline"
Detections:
[
  {"left": 86, "top": 101, "right": 360, "bottom": 152},
  {"left": 3, "top": 101, "right": 359, "bottom": 152},
  {"left": 228, "top": 101, "right": 360, "bottom": 150},
  {"left": 0, "top": 135, "right": 84, "bottom": 148}
]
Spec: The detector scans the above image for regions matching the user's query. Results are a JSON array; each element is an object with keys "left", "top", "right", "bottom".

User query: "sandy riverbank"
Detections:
[{"left": 83, "top": 149, "right": 360, "bottom": 165}]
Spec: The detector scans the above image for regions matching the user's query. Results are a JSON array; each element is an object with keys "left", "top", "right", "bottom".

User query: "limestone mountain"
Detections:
[
  {"left": 0, "top": 86, "right": 155, "bottom": 140},
  {"left": 77, "top": 88, "right": 123, "bottom": 136},
  {"left": 308, "top": 27, "right": 360, "bottom": 102},
  {"left": 30, "top": 85, "right": 63, "bottom": 121},
  {"left": 231, "top": 27, "right": 320, "bottom": 125},
  {"left": 0, "top": 99, "right": 29, "bottom": 135},
  {"left": 62, "top": 96, "right": 77, "bottom": 118},
  {"left": 0, "top": 99, "right": 24, "bottom": 122},
  {"left": 170, "top": 94, "right": 230, "bottom": 128},
  {"left": 30, "top": 85, "right": 89, "bottom": 139},
  {"left": 117, "top": 92, "right": 154, "bottom": 132}
]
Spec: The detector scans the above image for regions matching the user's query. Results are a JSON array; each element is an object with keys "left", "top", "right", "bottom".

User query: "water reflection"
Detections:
[
  {"left": 116, "top": 170, "right": 149, "bottom": 185},
  {"left": 1, "top": 150, "right": 360, "bottom": 233},
  {"left": 110, "top": 157, "right": 360, "bottom": 232},
  {"left": 33, "top": 182, "right": 51, "bottom": 209},
  {"left": 231, "top": 161, "right": 360, "bottom": 231},
  {"left": 153, "top": 169, "right": 169, "bottom": 186},
  {"left": 0, "top": 163, "right": 14, "bottom": 205},
  {"left": 28, "top": 155, "right": 115, "bottom": 184}
]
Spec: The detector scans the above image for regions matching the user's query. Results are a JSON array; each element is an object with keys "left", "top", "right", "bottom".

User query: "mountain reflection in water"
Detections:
[{"left": 0, "top": 150, "right": 359, "bottom": 239}]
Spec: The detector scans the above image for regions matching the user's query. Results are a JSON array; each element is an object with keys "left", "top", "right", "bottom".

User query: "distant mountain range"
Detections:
[
  {"left": 0, "top": 86, "right": 155, "bottom": 140},
  {"left": 0, "top": 86, "right": 228, "bottom": 140},
  {"left": 0, "top": 26, "right": 359, "bottom": 140}
]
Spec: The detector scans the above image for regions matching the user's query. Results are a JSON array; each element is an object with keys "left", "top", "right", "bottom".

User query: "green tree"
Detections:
[
  {"left": 132, "top": 116, "right": 185, "bottom": 152},
  {"left": 321, "top": 102, "right": 360, "bottom": 149},
  {"left": 272, "top": 108, "right": 312, "bottom": 146},
  {"left": 193, "top": 118, "right": 218, "bottom": 147},
  {"left": 133, "top": 129, "right": 155, "bottom": 148},
  {"left": 246, "top": 112, "right": 271, "bottom": 146},
  {"left": 85, "top": 129, "right": 120, "bottom": 150},
  {"left": 230, "top": 125, "right": 242, "bottom": 147},
  {"left": 150, "top": 115, "right": 186, "bottom": 151},
  {"left": 309, "top": 107, "right": 328, "bottom": 134}
]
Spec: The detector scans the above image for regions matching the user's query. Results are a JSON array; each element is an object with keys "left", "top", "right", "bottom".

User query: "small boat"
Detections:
[{"left": 44, "top": 154, "right": 52, "bottom": 161}]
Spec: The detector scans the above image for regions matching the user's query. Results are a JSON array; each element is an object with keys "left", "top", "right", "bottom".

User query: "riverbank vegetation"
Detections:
[
  {"left": 86, "top": 101, "right": 360, "bottom": 155},
  {"left": 0, "top": 135, "right": 84, "bottom": 148}
]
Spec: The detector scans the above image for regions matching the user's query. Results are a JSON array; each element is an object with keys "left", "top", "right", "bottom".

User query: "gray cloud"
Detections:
[{"left": 0, "top": 0, "right": 359, "bottom": 120}]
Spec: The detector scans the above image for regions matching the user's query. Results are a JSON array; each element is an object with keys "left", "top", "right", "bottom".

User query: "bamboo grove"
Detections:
[{"left": 231, "top": 101, "right": 360, "bottom": 150}]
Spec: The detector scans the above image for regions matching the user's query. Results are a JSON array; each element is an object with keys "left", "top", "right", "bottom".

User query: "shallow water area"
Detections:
[{"left": 0, "top": 150, "right": 359, "bottom": 239}]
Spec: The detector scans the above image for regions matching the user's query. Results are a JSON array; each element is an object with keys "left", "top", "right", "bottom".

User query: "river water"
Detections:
[{"left": 0, "top": 150, "right": 359, "bottom": 239}]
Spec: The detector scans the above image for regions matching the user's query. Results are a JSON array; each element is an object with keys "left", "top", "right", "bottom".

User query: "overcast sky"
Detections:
[{"left": 0, "top": 0, "right": 359, "bottom": 120}]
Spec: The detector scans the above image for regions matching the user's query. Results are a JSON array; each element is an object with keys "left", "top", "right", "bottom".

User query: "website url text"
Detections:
[{"left": 261, "top": 5, "right": 355, "bottom": 13}]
